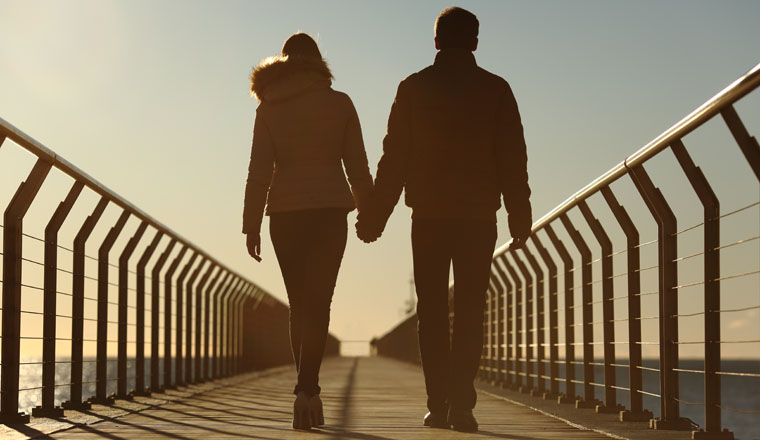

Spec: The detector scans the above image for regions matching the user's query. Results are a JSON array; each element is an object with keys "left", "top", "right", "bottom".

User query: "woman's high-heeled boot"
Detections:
[
  {"left": 292, "top": 391, "right": 312, "bottom": 430},
  {"left": 309, "top": 394, "right": 325, "bottom": 427}
]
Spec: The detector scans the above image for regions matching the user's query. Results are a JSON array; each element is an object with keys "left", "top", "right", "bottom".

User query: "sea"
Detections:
[{"left": 16, "top": 357, "right": 760, "bottom": 440}]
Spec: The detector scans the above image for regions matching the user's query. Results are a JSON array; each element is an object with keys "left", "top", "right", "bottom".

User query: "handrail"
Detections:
[
  {"left": 495, "top": 61, "right": 760, "bottom": 256},
  {"left": 0, "top": 116, "right": 260, "bottom": 292}
]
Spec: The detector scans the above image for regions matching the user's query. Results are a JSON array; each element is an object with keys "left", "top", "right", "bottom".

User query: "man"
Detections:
[{"left": 357, "top": 6, "right": 532, "bottom": 433}]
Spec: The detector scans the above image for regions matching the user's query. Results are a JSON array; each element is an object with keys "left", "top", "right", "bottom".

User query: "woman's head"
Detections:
[{"left": 281, "top": 33, "right": 322, "bottom": 59}]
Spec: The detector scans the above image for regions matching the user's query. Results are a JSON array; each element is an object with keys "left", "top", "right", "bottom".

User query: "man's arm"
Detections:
[
  {"left": 496, "top": 82, "right": 532, "bottom": 242},
  {"left": 372, "top": 79, "right": 413, "bottom": 231}
]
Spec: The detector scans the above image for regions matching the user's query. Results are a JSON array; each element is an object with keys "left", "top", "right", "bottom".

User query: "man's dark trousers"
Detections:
[{"left": 412, "top": 217, "right": 497, "bottom": 413}]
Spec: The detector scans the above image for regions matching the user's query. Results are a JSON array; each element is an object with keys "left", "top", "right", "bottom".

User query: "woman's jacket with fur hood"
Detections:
[{"left": 243, "top": 54, "right": 373, "bottom": 235}]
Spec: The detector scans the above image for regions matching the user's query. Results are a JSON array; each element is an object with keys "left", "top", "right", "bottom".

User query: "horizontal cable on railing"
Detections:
[
  {"left": 635, "top": 265, "right": 658, "bottom": 273},
  {"left": 637, "top": 389, "right": 661, "bottom": 398},
  {"left": 674, "top": 397, "right": 705, "bottom": 406},
  {"left": 717, "top": 201, "right": 760, "bottom": 220},
  {"left": 672, "top": 221, "right": 705, "bottom": 237},
  {"left": 718, "top": 305, "right": 760, "bottom": 313},
  {"left": 673, "top": 250, "right": 706, "bottom": 263},
  {"left": 715, "top": 269, "right": 760, "bottom": 282},
  {"left": 634, "top": 239, "right": 658, "bottom": 249},
  {"left": 673, "top": 368, "right": 704, "bottom": 374},
  {"left": 716, "top": 405, "right": 760, "bottom": 415},
  {"left": 715, "top": 371, "right": 760, "bottom": 378},
  {"left": 714, "top": 235, "right": 760, "bottom": 252},
  {"left": 636, "top": 290, "right": 659, "bottom": 297}
]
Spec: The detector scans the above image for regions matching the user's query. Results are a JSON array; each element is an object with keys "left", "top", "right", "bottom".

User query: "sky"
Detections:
[{"left": 0, "top": 0, "right": 758, "bottom": 359}]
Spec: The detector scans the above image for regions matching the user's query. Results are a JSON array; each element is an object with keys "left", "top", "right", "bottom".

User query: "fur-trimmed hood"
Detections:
[{"left": 250, "top": 55, "right": 333, "bottom": 102}]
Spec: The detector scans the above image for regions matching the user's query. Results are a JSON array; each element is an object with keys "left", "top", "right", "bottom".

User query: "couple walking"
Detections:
[{"left": 242, "top": 7, "right": 532, "bottom": 433}]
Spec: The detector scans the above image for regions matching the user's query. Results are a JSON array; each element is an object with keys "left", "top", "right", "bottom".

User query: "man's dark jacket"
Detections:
[{"left": 373, "top": 49, "right": 532, "bottom": 236}]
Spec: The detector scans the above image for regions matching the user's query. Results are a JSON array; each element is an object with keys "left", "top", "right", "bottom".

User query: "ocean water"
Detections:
[{"left": 15, "top": 357, "right": 760, "bottom": 439}]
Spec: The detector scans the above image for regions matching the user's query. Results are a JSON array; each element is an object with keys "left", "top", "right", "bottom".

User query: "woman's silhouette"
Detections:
[{"left": 242, "top": 33, "right": 373, "bottom": 430}]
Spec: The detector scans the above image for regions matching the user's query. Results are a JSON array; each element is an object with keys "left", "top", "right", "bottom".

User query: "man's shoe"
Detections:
[
  {"left": 448, "top": 408, "right": 478, "bottom": 432},
  {"left": 423, "top": 411, "right": 450, "bottom": 428}
]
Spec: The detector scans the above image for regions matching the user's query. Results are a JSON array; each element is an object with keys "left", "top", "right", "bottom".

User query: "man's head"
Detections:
[{"left": 434, "top": 7, "right": 479, "bottom": 51}]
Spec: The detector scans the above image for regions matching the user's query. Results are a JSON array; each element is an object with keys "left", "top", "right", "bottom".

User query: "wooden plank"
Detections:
[{"left": 33, "top": 357, "right": 612, "bottom": 439}]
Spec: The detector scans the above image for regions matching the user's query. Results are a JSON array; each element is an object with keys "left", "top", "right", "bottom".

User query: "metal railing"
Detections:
[
  {"left": 0, "top": 118, "right": 340, "bottom": 424},
  {"left": 374, "top": 62, "right": 760, "bottom": 439}
]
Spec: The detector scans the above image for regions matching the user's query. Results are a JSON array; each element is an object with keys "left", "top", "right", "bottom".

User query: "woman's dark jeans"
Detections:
[{"left": 270, "top": 208, "right": 348, "bottom": 396}]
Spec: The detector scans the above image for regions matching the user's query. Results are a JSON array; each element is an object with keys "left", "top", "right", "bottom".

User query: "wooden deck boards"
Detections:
[{"left": 31, "top": 357, "right": 612, "bottom": 439}]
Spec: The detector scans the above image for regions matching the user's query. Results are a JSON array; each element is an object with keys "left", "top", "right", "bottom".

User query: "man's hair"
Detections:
[
  {"left": 281, "top": 32, "right": 322, "bottom": 59},
  {"left": 434, "top": 7, "right": 479, "bottom": 50}
]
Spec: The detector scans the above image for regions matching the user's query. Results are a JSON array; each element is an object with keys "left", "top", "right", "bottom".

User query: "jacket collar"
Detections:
[
  {"left": 433, "top": 49, "right": 477, "bottom": 69},
  {"left": 250, "top": 55, "right": 333, "bottom": 102}
]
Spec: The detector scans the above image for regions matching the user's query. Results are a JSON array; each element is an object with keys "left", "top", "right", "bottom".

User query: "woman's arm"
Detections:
[
  {"left": 242, "top": 108, "right": 275, "bottom": 240},
  {"left": 341, "top": 97, "right": 374, "bottom": 212}
]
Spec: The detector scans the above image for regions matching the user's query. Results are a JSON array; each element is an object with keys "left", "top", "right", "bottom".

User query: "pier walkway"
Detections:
[{"left": 3, "top": 357, "right": 613, "bottom": 439}]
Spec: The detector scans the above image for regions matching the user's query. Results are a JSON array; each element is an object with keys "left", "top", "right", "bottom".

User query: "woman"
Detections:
[{"left": 242, "top": 33, "right": 373, "bottom": 430}]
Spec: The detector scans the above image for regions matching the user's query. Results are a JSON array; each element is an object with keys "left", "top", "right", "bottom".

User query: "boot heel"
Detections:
[
  {"left": 292, "top": 392, "right": 312, "bottom": 430},
  {"left": 309, "top": 394, "right": 325, "bottom": 426}
]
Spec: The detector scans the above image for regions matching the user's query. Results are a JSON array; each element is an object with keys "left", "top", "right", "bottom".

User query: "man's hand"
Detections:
[
  {"left": 508, "top": 213, "right": 532, "bottom": 251},
  {"left": 509, "top": 236, "right": 528, "bottom": 250},
  {"left": 356, "top": 207, "right": 382, "bottom": 244},
  {"left": 246, "top": 233, "right": 262, "bottom": 262}
]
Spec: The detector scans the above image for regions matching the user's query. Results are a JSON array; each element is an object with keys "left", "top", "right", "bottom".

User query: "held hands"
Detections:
[
  {"left": 246, "top": 233, "right": 262, "bottom": 262},
  {"left": 355, "top": 205, "right": 383, "bottom": 244}
]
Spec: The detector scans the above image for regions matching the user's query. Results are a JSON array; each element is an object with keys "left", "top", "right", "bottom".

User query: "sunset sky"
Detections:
[{"left": 0, "top": 0, "right": 758, "bottom": 358}]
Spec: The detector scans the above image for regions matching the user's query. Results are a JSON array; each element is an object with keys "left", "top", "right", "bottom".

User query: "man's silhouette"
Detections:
[{"left": 357, "top": 7, "right": 532, "bottom": 432}]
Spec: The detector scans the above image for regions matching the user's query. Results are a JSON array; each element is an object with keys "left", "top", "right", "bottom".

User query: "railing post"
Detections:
[
  {"left": 234, "top": 285, "right": 251, "bottom": 375},
  {"left": 210, "top": 273, "right": 232, "bottom": 379},
  {"left": 721, "top": 105, "right": 760, "bottom": 180},
  {"left": 493, "top": 256, "right": 513, "bottom": 388},
  {"left": 163, "top": 246, "right": 188, "bottom": 388},
  {"left": 578, "top": 200, "right": 623, "bottom": 414},
  {"left": 531, "top": 233, "right": 560, "bottom": 399},
  {"left": 545, "top": 224, "right": 577, "bottom": 404},
  {"left": 195, "top": 263, "right": 216, "bottom": 383},
  {"left": 629, "top": 165, "right": 690, "bottom": 430},
  {"left": 185, "top": 258, "right": 206, "bottom": 383},
  {"left": 509, "top": 250, "right": 535, "bottom": 393},
  {"left": 559, "top": 213, "right": 599, "bottom": 408},
  {"left": 521, "top": 245, "right": 546, "bottom": 396},
  {"left": 219, "top": 277, "right": 241, "bottom": 378},
  {"left": 501, "top": 254, "right": 523, "bottom": 390},
  {"left": 203, "top": 268, "right": 223, "bottom": 381},
  {"left": 601, "top": 186, "right": 652, "bottom": 422},
  {"left": 232, "top": 283, "right": 251, "bottom": 374},
  {"left": 62, "top": 196, "right": 108, "bottom": 411},
  {"left": 226, "top": 286, "right": 238, "bottom": 376},
  {"left": 482, "top": 281, "right": 493, "bottom": 380},
  {"left": 175, "top": 252, "right": 200, "bottom": 386},
  {"left": 149, "top": 237, "right": 172, "bottom": 391},
  {"left": 489, "top": 271, "right": 504, "bottom": 386},
  {"left": 33, "top": 181, "right": 83, "bottom": 418},
  {"left": 117, "top": 220, "right": 147, "bottom": 400},
  {"left": 93, "top": 210, "right": 130, "bottom": 405},
  {"left": 137, "top": 230, "right": 164, "bottom": 395},
  {"left": 671, "top": 140, "right": 732, "bottom": 440},
  {"left": 1, "top": 159, "right": 51, "bottom": 425}
]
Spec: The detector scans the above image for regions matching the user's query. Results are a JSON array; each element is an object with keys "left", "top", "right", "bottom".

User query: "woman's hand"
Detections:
[{"left": 246, "top": 233, "right": 262, "bottom": 262}]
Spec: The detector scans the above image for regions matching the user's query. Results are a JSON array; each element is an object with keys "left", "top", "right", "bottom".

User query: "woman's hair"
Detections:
[{"left": 281, "top": 33, "right": 322, "bottom": 59}]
